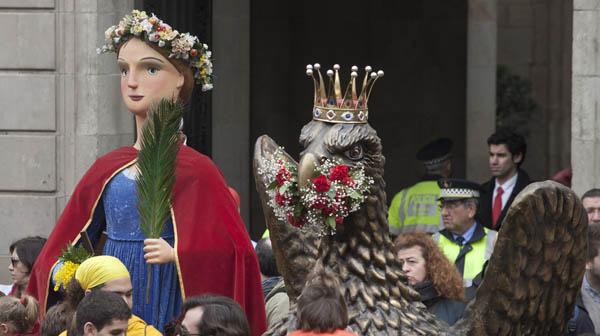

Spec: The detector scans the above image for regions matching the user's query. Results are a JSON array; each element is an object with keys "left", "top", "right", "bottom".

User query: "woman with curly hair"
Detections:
[{"left": 393, "top": 232, "right": 466, "bottom": 325}]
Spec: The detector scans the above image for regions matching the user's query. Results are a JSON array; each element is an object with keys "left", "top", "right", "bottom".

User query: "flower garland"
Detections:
[
  {"left": 52, "top": 244, "right": 92, "bottom": 292},
  {"left": 258, "top": 149, "right": 304, "bottom": 228},
  {"left": 258, "top": 148, "right": 373, "bottom": 234},
  {"left": 98, "top": 10, "right": 214, "bottom": 92}
]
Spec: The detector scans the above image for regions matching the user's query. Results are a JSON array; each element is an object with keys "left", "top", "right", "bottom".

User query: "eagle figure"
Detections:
[{"left": 253, "top": 64, "right": 587, "bottom": 335}]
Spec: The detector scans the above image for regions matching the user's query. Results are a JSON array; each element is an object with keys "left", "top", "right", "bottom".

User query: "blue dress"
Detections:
[{"left": 99, "top": 168, "right": 182, "bottom": 331}]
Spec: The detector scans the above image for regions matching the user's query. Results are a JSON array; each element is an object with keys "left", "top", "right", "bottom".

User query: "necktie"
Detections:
[
  {"left": 455, "top": 236, "right": 465, "bottom": 246},
  {"left": 492, "top": 186, "right": 504, "bottom": 228}
]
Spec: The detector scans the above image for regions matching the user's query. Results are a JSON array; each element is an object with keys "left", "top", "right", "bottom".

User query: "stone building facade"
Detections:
[{"left": 0, "top": 0, "right": 134, "bottom": 283}]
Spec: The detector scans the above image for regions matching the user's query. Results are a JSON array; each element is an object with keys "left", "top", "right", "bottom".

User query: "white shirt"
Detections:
[{"left": 493, "top": 172, "right": 518, "bottom": 210}]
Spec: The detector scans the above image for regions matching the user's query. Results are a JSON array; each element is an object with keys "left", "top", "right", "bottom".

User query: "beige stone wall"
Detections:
[
  {"left": 497, "top": 0, "right": 572, "bottom": 180},
  {"left": 0, "top": 0, "right": 134, "bottom": 284},
  {"left": 466, "top": 0, "right": 498, "bottom": 182},
  {"left": 571, "top": 1, "right": 600, "bottom": 195}
]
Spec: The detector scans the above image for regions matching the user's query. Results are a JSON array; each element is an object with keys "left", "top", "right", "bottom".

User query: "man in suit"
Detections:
[{"left": 477, "top": 128, "right": 531, "bottom": 231}]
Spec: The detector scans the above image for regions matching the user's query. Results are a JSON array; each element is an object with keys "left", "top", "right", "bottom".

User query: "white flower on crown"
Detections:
[
  {"left": 140, "top": 19, "right": 153, "bottom": 34},
  {"left": 148, "top": 32, "right": 161, "bottom": 42},
  {"left": 160, "top": 29, "right": 178, "bottom": 41},
  {"left": 105, "top": 26, "right": 116, "bottom": 40},
  {"left": 171, "top": 33, "right": 195, "bottom": 58},
  {"left": 202, "top": 83, "right": 213, "bottom": 92},
  {"left": 131, "top": 23, "right": 143, "bottom": 36}
]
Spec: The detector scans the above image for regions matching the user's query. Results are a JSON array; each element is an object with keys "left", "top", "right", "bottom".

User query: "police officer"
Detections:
[
  {"left": 388, "top": 138, "right": 453, "bottom": 235},
  {"left": 434, "top": 178, "right": 496, "bottom": 286}
]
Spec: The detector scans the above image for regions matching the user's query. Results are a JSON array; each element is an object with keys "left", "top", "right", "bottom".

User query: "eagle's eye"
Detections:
[{"left": 345, "top": 144, "right": 364, "bottom": 161}]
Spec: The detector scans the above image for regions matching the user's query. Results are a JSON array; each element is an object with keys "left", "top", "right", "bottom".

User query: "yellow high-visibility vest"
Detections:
[
  {"left": 434, "top": 227, "right": 496, "bottom": 285},
  {"left": 388, "top": 180, "right": 443, "bottom": 235}
]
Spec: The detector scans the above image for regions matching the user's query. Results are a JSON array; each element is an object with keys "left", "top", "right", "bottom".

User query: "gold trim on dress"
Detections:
[{"left": 170, "top": 206, "right": 186, "bottom": 299}]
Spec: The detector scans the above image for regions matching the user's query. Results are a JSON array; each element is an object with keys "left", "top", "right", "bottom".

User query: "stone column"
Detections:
[
  {"left": 466, "top": 0, "right": 497, "bottom": 182},
  {"left": 571, "top": 1, "right": 600, "bottom": 196},
  {"left": 212, "top": 1, "right": 251, "bottom": 224},
  {"left": 0, "top": 0, "right": 133, "bottom": 283}
]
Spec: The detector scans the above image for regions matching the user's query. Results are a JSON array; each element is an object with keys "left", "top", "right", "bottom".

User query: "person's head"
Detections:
[
  {"left": 0, "top": 295, "right": 39, "bottom": 336},
  {"left": 586, "top": 223, "right": 600, "bottom": 283},
  {"left": 8, "top": 236, "right": 46, "bottom": 289},
  {"left": 438, "top": 179, "right": 480, "bottom": 235},
  {"left": 65, "top": 256, "right": 133, "bottom": 310},
  {"left": 117, "top": 37, "right": 192, "bottom": 116},
  {"left": 99, "top": 10, "right": 213, "bottom": 117},
  {"left": 582, "top": 189, "right": 600, "bottom": 225},
  {"left": 42, "top": 302, "right": 72, "bottom": 336},
  {"left": 487, "top": 128, "right": 527, "bottom": 180},
  {"left": 75, "top": 291, "right": 131, "bottom": 336},
  {"left": 393, "top": 232, "right": 464, "bottom": 301},
  {"left": 177, "top": 295, "right": 250, "bottom": 336},
  {"left": 256, "top": 238, "right": 279, "bottom": 279},
  {"left": 416, "top": 138, "right": 453, "bottom": 177},
  {"left": 296, "top": 270, "right": 348, "bottom": 333}
]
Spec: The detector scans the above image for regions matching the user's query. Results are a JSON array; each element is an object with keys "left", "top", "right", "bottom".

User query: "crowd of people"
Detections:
[{"left": 387, "top": 128, "right": 600, "bottom": 334}]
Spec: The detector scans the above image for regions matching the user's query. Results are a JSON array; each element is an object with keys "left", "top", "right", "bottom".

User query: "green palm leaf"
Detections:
[{"left": 136, "top": 98, "right": 183, "bottom": 239}]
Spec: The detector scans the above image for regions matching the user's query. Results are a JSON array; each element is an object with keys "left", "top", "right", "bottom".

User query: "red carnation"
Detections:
[
  {"left": 335, "top": 216, "right": 344, "bottom": 225},
  {"left": 275, "top": 167, "right": 291, "bottom": 186},
  {"left": 287, "top": 214, "right": 304, "bottom": 228},
  {"left": 322, "top": 206, "right": 336, "bottom": 216},
  {"left": 310, "top": 196, "right": 328, "bottom": 210},
  {"left": 312, "top": 175, "right": 331, "bottom": 193},
  {"left": 275, "top": 192, "right": 287, "bottom": 206},
  {"left": 329, "top": 165, "right": 350, "bottom": 182}
]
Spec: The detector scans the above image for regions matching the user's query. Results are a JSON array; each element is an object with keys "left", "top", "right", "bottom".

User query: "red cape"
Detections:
[{"left": 27, "top": 146, "right": 266, "bottom": 336}]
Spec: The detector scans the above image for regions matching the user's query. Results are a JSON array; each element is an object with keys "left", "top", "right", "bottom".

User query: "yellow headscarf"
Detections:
[{"left": 74, "top": 255, "right": 130, "bottom": 290}]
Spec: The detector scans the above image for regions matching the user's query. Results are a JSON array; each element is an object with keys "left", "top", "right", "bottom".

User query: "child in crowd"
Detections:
[
  {"left": 289, "top": 270, "right": 357, "bottom": 336},
  {"left": 0, "top": 295, "right": 39, "bottom": 336}
]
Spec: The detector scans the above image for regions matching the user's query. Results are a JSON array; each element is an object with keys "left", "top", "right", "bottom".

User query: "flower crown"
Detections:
[{"left": 98, "top": 10, "right": 214, "bottom": 92}]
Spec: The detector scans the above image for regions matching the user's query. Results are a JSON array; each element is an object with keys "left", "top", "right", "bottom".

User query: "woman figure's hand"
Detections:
[{"left": 143, "top": 238, "right": 175, "bottom": 264}]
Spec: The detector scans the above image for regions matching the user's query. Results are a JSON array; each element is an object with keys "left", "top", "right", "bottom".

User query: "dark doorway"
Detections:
[
  {"left": 250, "top": 0, "right": 468, "bottom": 237},
  {"left": 139, "top": 0, "right": 213, "bottom": 156}
]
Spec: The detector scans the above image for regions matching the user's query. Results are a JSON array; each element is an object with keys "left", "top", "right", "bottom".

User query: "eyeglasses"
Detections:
[
  {"left": 10, "top": 258, "right": 20, "bottom": 268},
  {"left": 174, "top": 324, "right": 202, "bottom": 336}
]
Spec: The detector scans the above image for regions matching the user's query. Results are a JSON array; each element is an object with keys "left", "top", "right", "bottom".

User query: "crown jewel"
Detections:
[
  {"left": 98, "top": 10, "right": 213, "bottom": 92},
  {"left": 307, "top": 63, "right": 383, "bottom": 124}
]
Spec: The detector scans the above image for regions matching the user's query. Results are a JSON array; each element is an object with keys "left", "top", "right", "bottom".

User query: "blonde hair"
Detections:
[{"left": 0, "top": 295, "right": 39, "bottom": 333}]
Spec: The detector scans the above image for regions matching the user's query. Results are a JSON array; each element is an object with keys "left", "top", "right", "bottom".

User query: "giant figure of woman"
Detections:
[{"left": 27, "top": 10, "right": 266, "bottom": 335}]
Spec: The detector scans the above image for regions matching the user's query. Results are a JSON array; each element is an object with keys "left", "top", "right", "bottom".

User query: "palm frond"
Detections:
[{"left": 136, "top": 98, "right": 183, "bottom": 239}]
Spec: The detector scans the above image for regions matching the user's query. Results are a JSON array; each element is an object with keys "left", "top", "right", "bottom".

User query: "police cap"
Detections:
[
  {"left": 416, "top": 138, "right": 453, "bottom": 165},
  {"left": 438, "top": 178, "right": 481, "bottom": 200}
]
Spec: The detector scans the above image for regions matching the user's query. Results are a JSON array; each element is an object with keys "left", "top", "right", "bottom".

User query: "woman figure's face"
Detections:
[
  {"left": 397, "top": 245, "right": 427, "bottom": 286},
  {"left": 8, "top": 250, "right": 29, "bottom": 287},
  {"left": 117, "top": 38, "right": 185, "bottom": 117}
]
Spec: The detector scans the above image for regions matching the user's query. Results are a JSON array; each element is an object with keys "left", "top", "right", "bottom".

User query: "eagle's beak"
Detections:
[{"left": 298, "top": 153, "right": 317, "bottom": 189}]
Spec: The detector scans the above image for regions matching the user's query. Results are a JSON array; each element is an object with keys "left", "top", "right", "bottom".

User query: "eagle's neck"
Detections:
[{"left": 317, "top": 173, "right": 406, "bottom": 331}]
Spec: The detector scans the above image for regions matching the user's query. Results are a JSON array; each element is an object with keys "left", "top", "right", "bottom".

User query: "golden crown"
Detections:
[{"left": 306, "top": 63, "right": 383, "bottom": 124}]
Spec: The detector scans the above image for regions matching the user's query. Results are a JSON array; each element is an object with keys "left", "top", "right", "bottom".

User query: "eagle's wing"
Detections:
[
  {"left": 452, "top": 181, "right": 587, "bottom": 335},
  {"left": 253, "top": 135, "right": 320, "bottom": 302}
]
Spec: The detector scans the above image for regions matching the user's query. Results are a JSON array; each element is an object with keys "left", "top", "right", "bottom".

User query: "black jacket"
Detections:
[
  {"left": 477, "top": 169, "right": 531, "bottom": 231},
  {"left": 415, "top": 281, "right": 466, "bottom": 326},
  {"left": 564, "top": 294, "right": 595, "bottom": 335}
]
